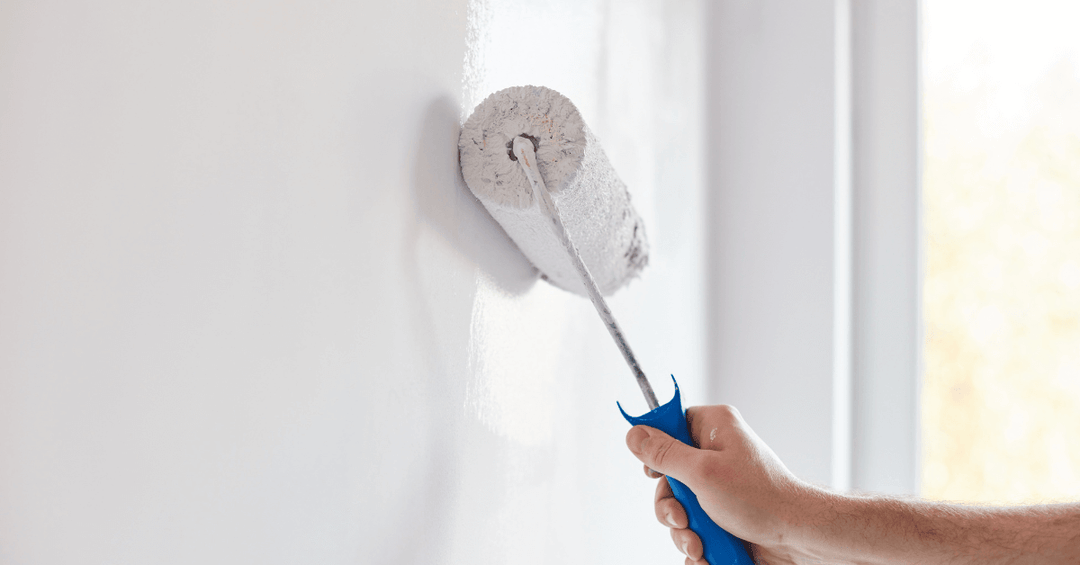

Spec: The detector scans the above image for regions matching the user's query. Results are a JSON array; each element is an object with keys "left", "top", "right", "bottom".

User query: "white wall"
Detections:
[{"left": 0, "top": 1, "right": 706, "bottom": 563}]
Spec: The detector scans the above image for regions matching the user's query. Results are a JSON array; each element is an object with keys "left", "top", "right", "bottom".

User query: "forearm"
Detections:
[
  {"left": 793, "top": 490, "right": 1080, "bottom": 564},
  {"left": 626, "top": 410, "right": 1080, "bottom": 564}
]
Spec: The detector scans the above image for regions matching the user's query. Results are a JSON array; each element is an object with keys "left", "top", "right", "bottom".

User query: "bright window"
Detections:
[{"left": 923, "top": 0, "right": 1080, "bottom": 503}]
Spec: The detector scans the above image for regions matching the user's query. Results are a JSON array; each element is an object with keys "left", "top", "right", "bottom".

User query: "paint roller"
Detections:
[{"left": 459, "top": 85, "right": 753, "bottom": 565}]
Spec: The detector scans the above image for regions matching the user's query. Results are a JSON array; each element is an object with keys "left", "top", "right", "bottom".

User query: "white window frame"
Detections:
[{"left": 705, "top": 0, "right": 920, "bottom": 494}]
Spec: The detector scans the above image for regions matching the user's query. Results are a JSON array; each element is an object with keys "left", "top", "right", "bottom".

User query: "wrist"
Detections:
[
  {"left": 759, "top": 481, "right": 841, "bottom": 559},
  {"left": 773, "top": 485, "right": 885, "bottom": 565}
]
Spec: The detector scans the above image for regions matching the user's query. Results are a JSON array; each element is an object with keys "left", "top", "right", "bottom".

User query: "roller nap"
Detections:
[{"left": 458, "top": 85, "right": 648, "bottom": 296}]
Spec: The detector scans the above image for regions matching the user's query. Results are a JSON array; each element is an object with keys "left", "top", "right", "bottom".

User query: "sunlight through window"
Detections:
[{"left": 923, "top": 0, "right": 1080, "bottom": 504}]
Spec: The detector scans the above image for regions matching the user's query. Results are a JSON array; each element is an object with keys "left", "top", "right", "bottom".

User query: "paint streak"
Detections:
[
  {"left": 461, "top": 0, "right": 492, "bottom": 123},
  {"left": 465, "top": 271, "right": 566, "bottom": 446}
]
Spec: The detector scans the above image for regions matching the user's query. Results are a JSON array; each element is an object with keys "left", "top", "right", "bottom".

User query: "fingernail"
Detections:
[
  {"left": 682, "top": 540, "right": 690, "bottom": 556},
  {"left": 666, "top": 510, "right": 678, "bottom": 528}
]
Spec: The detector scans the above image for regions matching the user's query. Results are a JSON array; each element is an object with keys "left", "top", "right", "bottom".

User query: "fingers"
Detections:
[
  {"left": 653, "top": 478, "right": 701, "bottom": 561},
  {"left": 643, "top": 464, "right": 663, "bottom": 479},
  {"left": 625, "top": 425, "right": 702, "bottom": 481},
  {"left": 654, "top": 476, "right": 688, "bottom": 528},
  {"left": 671, "top": 527, "right": 703, "bottom": 561}
]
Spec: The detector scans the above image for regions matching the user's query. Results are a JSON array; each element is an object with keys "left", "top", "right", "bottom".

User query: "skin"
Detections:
[{"left": 625, "top": 405, "right": 1080, "bottom": 565}]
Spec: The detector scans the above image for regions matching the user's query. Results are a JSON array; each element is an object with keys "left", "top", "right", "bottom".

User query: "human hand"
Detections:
[
  {"left": 629, "top": 405, "right": 1080, "bottom": 565},
  {"left": 625, "top": 405, "right": 821, "bottom": 565}
]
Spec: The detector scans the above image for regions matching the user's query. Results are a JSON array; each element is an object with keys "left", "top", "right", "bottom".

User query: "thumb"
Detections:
[{"left": 625, "top": 425, "right": 702, "bottom": 483}]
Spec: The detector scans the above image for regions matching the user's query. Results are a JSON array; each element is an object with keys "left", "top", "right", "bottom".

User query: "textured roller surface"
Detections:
[{"left": 458, "top": 85, "right": 648, "bottom": 296}]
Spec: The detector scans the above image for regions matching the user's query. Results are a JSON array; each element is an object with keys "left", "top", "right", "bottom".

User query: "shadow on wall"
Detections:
[
  {"left": 412, "top": 96, "right": 538, "bottom": 295},
  {"left": 373, "top": 96, "right": 536, "bottom": 563}
]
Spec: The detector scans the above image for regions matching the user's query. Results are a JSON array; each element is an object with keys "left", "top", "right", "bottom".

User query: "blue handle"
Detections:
[{"left": 619, "top": 376, "right": 754, "bottom": 565}]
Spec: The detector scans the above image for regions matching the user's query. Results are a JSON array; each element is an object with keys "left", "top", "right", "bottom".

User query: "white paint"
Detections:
[
  {"left": 459, "top": 86, "right": 648, "bottom": 297},
  {"left": 465, "top": 271, "right": 564, "bottom": 446},
  {"left": 0, "top": 0, "right": 706, "bottom": 563}
]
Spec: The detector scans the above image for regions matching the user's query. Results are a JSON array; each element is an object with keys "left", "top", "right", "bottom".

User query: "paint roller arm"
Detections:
[{"left": 627, "top": 407, "right": 1080, "bottom": 565}]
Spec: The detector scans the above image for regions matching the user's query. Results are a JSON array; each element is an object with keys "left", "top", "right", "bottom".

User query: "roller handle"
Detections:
[{"left": 619, "top": 377, "right": 754, "bottom": 565}]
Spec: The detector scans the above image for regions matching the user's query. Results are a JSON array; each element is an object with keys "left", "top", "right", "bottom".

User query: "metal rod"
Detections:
[{"left": 513, "top": 136, "right": 659, "bottom": 410}]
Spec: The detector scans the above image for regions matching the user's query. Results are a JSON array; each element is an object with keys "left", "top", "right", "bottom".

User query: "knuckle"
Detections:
[
  {"left": 651, "top": 437, "right": 675, "bottom": 469},
  {"left": 716, "top": 403, "right": 741, "bottom": 422},
  {"left": 689, "top": 405, "right": 745, "bottom": 447},
  {"left": 686, "top": 458, "right": 711, "bottom": 484},
  {"left": 697, "top": 452, "right": 734, "bottom": 485}
]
